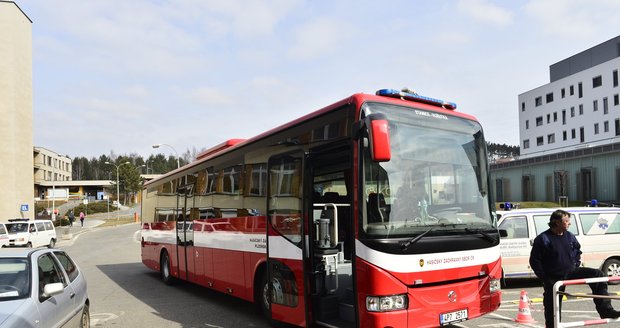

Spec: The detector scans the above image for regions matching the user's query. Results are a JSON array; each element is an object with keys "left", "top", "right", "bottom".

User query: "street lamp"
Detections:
[
  {"left": 152, "top": 143, "right": 180, "bottom": 168},
  {"left": 105, "top": 161, "right": 131, "bottom": 220},
  {"left": 51, "top": 154, "right": 63, "bottom": 222}
]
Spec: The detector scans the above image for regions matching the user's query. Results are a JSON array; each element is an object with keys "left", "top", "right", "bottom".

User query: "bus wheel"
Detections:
[
  {"left": 160, "top": 251, "right": 174, "bottom": 285},
  {"left": 603, "top": 259, "right": 620, "bottom": 285},
  {"left": 257, "top": 272, "right": 271, "bottom": 319}
]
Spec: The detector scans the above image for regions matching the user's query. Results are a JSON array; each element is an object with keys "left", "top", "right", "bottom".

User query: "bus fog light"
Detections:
[
  {"left": 489, "top": 278, "right": 501, "bottom": 293},
  {"left": 366, "top": 294, "right": 408, "bottom": 312}
]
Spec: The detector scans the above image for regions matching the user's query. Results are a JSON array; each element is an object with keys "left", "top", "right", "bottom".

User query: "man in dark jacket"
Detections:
[{"left": 530, "top": 209, "right": 620, "bottom": 327}]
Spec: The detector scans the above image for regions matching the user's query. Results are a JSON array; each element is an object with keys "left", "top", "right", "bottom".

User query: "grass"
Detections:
[{"left": 98, "top": 217, "right": 139, "bottom": 227}]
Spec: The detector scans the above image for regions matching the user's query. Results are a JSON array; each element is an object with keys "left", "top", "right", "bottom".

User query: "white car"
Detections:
[
  {"left": 0, "top": 248, "right": 90, "bottom": 327},
  {"left": 5, "top": 219, "right": 57, "bottom": 248}
]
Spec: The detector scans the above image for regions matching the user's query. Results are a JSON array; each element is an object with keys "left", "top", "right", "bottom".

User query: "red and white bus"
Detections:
[{"left": 140, "top": 88, "right": 503, "bottom": 327}]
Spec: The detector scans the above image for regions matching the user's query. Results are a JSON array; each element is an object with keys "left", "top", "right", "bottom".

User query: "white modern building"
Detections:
[
  {"left": 519, "top": 36, "right": 620, "bottom": 158},
  {"left": 491, "top": 36, "right": 620, "bottom": 204}
]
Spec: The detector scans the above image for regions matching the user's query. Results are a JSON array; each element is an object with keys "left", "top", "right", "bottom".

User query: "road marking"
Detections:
[{"left": 90, "top": 312, "right": 120, "bottom": 325}]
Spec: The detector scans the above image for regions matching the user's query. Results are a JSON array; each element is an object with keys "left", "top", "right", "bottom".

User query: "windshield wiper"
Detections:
[
  {"left": 400, "top": 227, "right": 434, "bottom": 251},
  {"left": 464, "top": 228, "right": 497, "bottom": 243}
]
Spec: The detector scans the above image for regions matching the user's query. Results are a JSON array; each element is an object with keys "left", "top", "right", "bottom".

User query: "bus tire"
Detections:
[
  {"left": 603, "top": 258, "right": 620, "bottom": 285},
  {"left": 160, "top": 250, "right": 174, "bottom": 285},
  {"left": 256, "top": 272, "right": 271, "bottom": 319},
  {"left": 48, "top": 239, "right": 56, "bottom": 248}
]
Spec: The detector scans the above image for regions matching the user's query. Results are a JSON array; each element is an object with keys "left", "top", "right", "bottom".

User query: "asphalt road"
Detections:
[{"left": 56, "top": 224, "right": 620, "bottom": 327}]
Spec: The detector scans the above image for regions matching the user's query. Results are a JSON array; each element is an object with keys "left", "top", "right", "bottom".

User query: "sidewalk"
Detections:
[{"left": 55, "top": 217, "right": 105, "bottom": 244}]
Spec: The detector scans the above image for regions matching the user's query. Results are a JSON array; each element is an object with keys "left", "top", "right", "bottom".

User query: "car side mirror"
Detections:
[{"left": 43, "top": 282, "right": 64, "bottom": 298}]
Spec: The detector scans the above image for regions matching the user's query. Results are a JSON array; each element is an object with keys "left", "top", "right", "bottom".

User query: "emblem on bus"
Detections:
[
  {"left": 419, "top": 259, "right": 424, "bottom": 267},
  {"left": 448, "top": 291, "right": 457, "bottom": 302}
]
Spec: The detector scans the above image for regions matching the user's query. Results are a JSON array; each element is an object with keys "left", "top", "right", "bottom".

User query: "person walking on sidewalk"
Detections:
[
  {"left": 529, "top": 209, "right": 620, "bottom": 328},
  {"left": 79, "top": 211, "right": 85, "bottom": 227},
  {"left": 68, "top": 210, "right": 75, "bottom": 227}
]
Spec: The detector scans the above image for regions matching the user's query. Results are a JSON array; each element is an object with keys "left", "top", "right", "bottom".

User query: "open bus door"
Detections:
[
  {"left": 266, "top": 152, "right": 308, "bottom": 326},
  {"left": 175, "top": 184, "right": 195, "bottom": 282}
]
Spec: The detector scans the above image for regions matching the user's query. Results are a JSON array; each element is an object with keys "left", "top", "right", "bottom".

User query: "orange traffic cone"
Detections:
[{"left": 514, "top": 290, "right": 537, "bottom": 323}]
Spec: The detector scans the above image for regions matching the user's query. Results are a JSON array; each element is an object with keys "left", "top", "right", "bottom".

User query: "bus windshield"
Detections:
[{"left": 362, "top": 102, "right": 494, "bottom": 239}]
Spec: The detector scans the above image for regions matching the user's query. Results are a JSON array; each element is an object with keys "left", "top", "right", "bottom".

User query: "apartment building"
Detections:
[
  {"left": 33, "top": 147, "right": 73, "bottom": 200},
  {"left": 0, "top": 1, "right": 34, "bottom": 220},
  {"left": 491, "top": 36, "right": 620, "bottom": 204}
]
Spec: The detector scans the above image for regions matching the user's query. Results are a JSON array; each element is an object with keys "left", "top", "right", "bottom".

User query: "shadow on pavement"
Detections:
[{"left": 96, "top": 262, "right": 272, "bottom": 327}]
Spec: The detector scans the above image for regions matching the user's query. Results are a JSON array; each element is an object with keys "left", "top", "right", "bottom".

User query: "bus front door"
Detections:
[
  {"left": 266, "top": 152, "right": 307, "bottom": 326},
  {"left": 175, "top": 184, "right": 195, "bottom": 282}
]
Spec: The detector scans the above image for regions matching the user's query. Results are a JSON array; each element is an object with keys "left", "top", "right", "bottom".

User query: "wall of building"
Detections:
[
  {"left": 518, "top": 57, "right": 620, "bottom": 158},
  {"left": 0, "top": 2, "right": 34, "bottom": 221}
]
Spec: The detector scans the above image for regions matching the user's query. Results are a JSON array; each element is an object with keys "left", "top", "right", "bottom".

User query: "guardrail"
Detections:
[{"left": 554, "top": 276, "right": 620, "bottom": 327}]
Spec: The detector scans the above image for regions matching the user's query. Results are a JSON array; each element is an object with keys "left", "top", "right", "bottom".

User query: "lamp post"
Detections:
[
  {"left": 152, "top": 143, "right": 180, "bottom": 168},
  {"left": 105, "top": 161, "right": 131, "bottom": 220},
  {"left": 51, "top": 154, "right": 63, "bottom": 222}
]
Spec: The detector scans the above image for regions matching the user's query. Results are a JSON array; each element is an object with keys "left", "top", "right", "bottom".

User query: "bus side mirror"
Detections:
[{"left": 366, "top": 113, "right": 391, "bottom": 162}]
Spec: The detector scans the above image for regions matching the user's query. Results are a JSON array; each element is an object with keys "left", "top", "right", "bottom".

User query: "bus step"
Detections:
[
  {"left": 315, "top": 295, "right": 339, "bottom": 320},
  {"left": 338, "top": 301, "right": 355, "bottom": 322}
]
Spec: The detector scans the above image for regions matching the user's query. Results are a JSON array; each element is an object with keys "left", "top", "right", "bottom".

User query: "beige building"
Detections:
[
  {"left": 33, "top": 147, "right": 73, "bottom": 200},
  {"left": 0, "top": 1, "right": 34, "bottom": 221}
]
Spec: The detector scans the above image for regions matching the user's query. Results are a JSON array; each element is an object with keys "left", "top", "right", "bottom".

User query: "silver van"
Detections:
[
  {"left": 5, "top": 219, "right": 57, "bottom": 248},
  {"left": 498, "top": 207, "right": 620, "bottom": 282}
]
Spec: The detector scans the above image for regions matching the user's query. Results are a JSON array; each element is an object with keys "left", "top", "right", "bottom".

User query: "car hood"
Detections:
[{"left": 0, "top": 299, "right": 30, "bottom": 326}]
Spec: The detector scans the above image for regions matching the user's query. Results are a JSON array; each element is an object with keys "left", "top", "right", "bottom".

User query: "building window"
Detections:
[
  {"left": 579, "top": 104, "right": 584, "bottom": 115},
  {"left": 593, "top": 99, "right": 598, "bottom": 111},
  {"left": 615, "top": 94, "right": 619, "bottom": 106},
  {"left": 523, "top": 139, "right": 530, "bottom": 149},
  {"left": 563, "top": 130, "right": 567, "bottom": 140},
  {"left": 525, "top": 120, "right": 529, "bottom": 129},
  {"left": 553, "top": 112, "right": 557, "bottom": 122},
  {"left": 537, "top": 136, "right": 544, "bottom": 146},
  {"left": 562, "top": 109, "right": 566, "bottom": 125},
  {"left": 535, "top": 97, "right": 542, "bottom": 107},
  {"left": 580, "top": 127, "right": 585, "bottom": 142},
  {"left": 561, "top": 88, "right": 566, "bottom": 98},
  {"left": 547, "top": 133, "right": 555, "bottom": 144},
  {"left": 570, "top": 85, "right": 574, "bottom": 96},
  {"left": 578, "top": 82, "right": 583, "bottom": 98},
  {"left": 571, "top": 129, "right": 576, "bottom": 139},
  {"left": 603, "top": 97, "right": 608, "bottom": 114},
  {"left": 536, "top": 116, "right": 543, "bottom": 126},
  {"left": 592, "top": 75, "right": 602, "bottom": 88},
  {"left": 521, "top": 102, "right": 525, "bottom": 112},
  {"left": 546, "top": 92, "right": 554, "bottom": 103},
  {"left": 547, "top": 114, "right": 551, "bottom": 123},
  {"left": 616, "top": 119, "right": 620, "bottom": 136},
  {"left": 604, "top": 121, "right": 609, "bottom": 133},
  {"left": 570, "top": 106, "right": 575, "bottom": 117},
  {"left": 614, "top": 70, "right": 619, "bottom": 87},
  {"left": 594, "top": 123, "right": 599, "bottom": 135}
]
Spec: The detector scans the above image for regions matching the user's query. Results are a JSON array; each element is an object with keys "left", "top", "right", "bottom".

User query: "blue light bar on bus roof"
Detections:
[{"left": 376, "top": 88, "right": 457, "bottom": 110}]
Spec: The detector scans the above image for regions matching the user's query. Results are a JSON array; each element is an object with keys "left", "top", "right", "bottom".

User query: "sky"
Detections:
[{"left": 14, "top": 0, "right": 620, "bottom": 160}]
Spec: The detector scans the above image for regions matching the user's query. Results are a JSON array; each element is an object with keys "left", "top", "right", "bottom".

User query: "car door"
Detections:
[
  {"left": 53, "top": 251, "right": 87, "bottom": 326},
  {"left": 498, "top": 215, "right": 533, "bottom": 278},
  {"left": 35, "top": 252, "right": 76, "bottom": 328}
]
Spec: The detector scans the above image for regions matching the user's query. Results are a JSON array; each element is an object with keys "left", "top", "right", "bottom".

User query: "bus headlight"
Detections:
[
  {"left": 490, "top": 278, "right": 501, "bottom": 293},
  {"left": 366, "top": 294, "right": 408, "bottom": 312}
]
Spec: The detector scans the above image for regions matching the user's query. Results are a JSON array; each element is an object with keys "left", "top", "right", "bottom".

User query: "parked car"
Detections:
[
  {"left": 0, "top": 224, "right": 8, "bottom": 248},
  {"left": 498, "top": 207, "right": 620, "bottom": 282},
  {"left": 0, "top": 248, "right": 89, "bottom": 327},
  {"left": 4, "top": 219, "right": 57, "bottom": 248}
]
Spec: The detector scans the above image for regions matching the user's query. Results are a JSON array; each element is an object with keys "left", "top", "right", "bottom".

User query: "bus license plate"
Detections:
[{"left": 440, "top": 308, "right": 468, "bottom": 325}]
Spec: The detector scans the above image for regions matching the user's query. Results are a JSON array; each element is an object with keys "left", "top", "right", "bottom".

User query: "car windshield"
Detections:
[
  {"left": 6, "top": 223, "right": 29, "bottom": 233},
  {"left": 361, "top": 102, "right": 494, "bottom": 239},
  {"left": 0, "top": 259, "right": 30, "bottom": 301}
]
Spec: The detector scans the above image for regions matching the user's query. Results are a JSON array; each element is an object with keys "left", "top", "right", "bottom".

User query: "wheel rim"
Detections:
[
  {"left": 162, "top": 254, "right": 170, "bottom": 279},
  {"left": 607, "top": 262, "right": 620, "bottom": 277}
]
